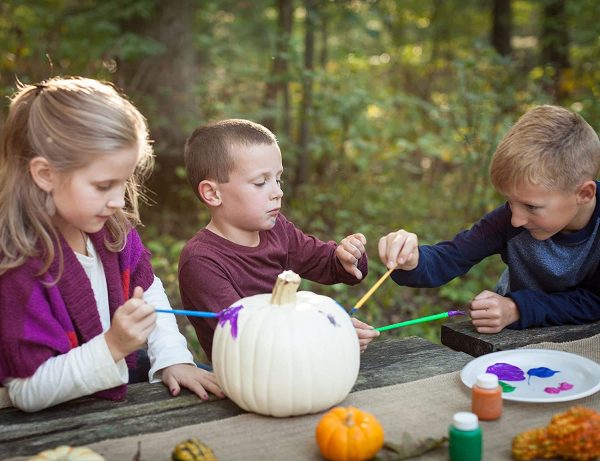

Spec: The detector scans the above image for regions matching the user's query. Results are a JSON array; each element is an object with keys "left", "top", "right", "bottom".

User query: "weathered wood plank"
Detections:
[
  {"left": 441, "top": 319, "right": 600, "bottom": 357},
  {"left": 0, "top": 336, "right": 471, "bottom": 458},
  {"left": 353, "top": 337, "right": 471, "bottom": 391}
]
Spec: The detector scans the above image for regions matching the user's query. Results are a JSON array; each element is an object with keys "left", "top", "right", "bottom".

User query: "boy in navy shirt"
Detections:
[{"left": 379, "top": 105, "right": 600, "bottom": 333}]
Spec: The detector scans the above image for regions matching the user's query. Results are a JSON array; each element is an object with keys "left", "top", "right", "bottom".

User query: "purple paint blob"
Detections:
[
  {"left": 218, "top": 304, "right": 244, "bottom": 338},
  {"left": 448, "top": 310, "right": 466, "bottom": 317},
  {"left": 486, "top": 362, "right": 526, "bottom": 381}
]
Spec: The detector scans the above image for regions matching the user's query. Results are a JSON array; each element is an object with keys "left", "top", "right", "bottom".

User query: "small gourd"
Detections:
[
  {"left": 512, "top": 406, "right": 600, "bottom": 461},
  {"left": 171, "top": 438, "right": 218, "bottom": 461},
  {"left": 212, "top": 271, "right": 360, "bottom": 417},
  {"left": 28, "top": 446, "right": 105, "bottom": 461},
  {"left": 316, "top": 406, "right": 385, "bottom": 461}
]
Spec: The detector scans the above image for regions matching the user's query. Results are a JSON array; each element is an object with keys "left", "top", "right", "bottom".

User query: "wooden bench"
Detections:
[{"left": 441, "top": 319, "right": 600, "bottom": 357}]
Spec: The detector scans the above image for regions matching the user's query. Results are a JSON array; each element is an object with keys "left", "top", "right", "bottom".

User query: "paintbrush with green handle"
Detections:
[{"left": 375, "top": 310, "right": 466, "bottom": 332}]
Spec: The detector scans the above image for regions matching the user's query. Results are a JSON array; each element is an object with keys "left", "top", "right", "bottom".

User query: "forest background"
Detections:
[{"left": 1, "top": 0, "right": 599, "bottom": 362}]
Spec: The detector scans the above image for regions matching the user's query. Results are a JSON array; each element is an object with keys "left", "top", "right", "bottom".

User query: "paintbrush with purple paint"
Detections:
[{"left": 156, "top": 306, "right": 244, "bottom": 337}]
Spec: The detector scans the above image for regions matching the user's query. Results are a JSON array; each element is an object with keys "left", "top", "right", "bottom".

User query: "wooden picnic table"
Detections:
[
  {"left": 0, "top": 336, "right": 472, "bottom": 459},
  {"left": 441, "top": 319, "right": 600, "bottom": 357}
]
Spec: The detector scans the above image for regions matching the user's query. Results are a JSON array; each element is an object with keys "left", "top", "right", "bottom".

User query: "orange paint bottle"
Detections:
[{"left": 471, "top": 373, "right": 503, "bottom": 421}]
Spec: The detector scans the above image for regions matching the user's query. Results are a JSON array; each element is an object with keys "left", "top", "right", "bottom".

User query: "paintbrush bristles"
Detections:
[{"left": 353, "top": 266, "right": 395, "bottom": 311}]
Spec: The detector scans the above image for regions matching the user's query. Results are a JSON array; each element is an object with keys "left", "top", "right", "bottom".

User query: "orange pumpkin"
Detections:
[{"left": 316, "top": 406, "right": 384, "bottom": 461}]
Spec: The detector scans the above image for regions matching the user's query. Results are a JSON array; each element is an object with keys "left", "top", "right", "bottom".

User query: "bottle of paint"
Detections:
[
  {"left": 449, "top": 411, "right": 482, "bottom": 461},
  {"left": 472, "top": 372, "right": 503, "bottom": 420}
]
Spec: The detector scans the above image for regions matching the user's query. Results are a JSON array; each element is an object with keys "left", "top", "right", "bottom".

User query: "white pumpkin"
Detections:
[{"left": 212, "top": 271, "right": 360, "bottom": 417}]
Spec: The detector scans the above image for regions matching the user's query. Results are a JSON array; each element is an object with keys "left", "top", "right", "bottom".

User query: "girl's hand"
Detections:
[
  {"left": 351, "top": 317, "right": 379, "bottom": 352},
  {"left": 335, "top": 233, "right": 367, "bottom": 279},
  {"left": 378, "top": 229, "right": 419, "bottom": 271},
  {"left": 468, "top": 290, "right": 520, "bottom": 333},
  {"left": 162, "top": 364, "right": 225, "bottom": 400},
  {"left": 104, "top": 286, "right": 156, "bottom": 362}
]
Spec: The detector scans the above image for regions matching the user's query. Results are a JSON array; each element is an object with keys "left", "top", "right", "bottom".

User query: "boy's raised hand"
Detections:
[
  {"left": 162, "top": 364, "right": 225, "bottom": 400},
  {"left": 105, "top": 286, "right": 157, "bottom": 362},
  {"left": 336, "top": 233, "right": 367, "bottom": 280},
  {"left": 468, "top": 290, "right": 520, "bottom": 333},
  {"left": 378, "top": 229, "right": 419, "bottom": 271}
]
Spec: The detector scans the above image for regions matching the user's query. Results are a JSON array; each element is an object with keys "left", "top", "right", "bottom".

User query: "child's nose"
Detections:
[
  {"left": 511, "top": 211, "right": 527, "bottom": 228},
  {"left": 107, "top": 193, "right": 126, "bottom": 209},
  {"left": 272, "top": 182, "right": 283, "bottom": 199}
]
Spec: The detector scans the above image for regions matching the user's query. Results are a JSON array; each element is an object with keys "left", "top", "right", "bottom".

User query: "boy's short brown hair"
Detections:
[
  {"left": 490, "top": 105, "right": 600, "bottom": 194},
  {"left": 184, "top": 119, "right": 277, "bottom": 199}
]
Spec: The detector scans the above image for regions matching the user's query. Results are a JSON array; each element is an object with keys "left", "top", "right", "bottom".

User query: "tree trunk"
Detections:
[
  {"left": 491, "top": 0, "right": 512, "bottom": 56},
  {"left": 540, "top": 0, "right": 570, "bottom": 100},
  {"left": 319, "top": 4, "right": 328, "bottom": 70},
  {"left": 115, "top": 0, "right": 202, "bottom": 209},
  {"left": 295, "top": 0, "right": 316, "bottom": 188},
  {"left": 262, "top": 0, "right": 293, "bottom": 137}
]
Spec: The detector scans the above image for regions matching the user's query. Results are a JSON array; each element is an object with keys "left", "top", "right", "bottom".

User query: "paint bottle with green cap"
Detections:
[{"left": 449, "top": 411, "right": 482, "bottom": 461}]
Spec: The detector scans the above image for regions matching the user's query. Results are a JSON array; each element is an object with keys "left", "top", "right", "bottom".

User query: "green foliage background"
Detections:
[{"left": 2, "top": 0, "right": 599, "bottom": 361}]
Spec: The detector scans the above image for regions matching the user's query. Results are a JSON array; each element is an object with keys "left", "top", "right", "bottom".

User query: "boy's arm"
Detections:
[
  {"left": 178, "top": 256, "right": 244, "bottom": 359},
  {"left": 506, "top": 284, "right": 600, "bottom": 329},
  {"left": 391, "top": 205, "right": 511, "bottom": 287},
  {"left": 283, "top": 216, "right": 367, "bottom": 285}
]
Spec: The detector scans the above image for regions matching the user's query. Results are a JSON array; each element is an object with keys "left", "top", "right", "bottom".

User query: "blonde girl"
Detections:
[{"left": 0, "top": 77, "right": 223, "bottom": 411}]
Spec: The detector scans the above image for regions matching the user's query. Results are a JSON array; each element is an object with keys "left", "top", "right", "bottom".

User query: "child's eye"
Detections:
[
  {"left": 96, "top": 184, "right": 112, "bottom": 191},
  {"left": 526, "top": 204, "right": 540, "bottom": 211},
  {"left": 253, "top": 181, "right": 267, "bottom": 187}
]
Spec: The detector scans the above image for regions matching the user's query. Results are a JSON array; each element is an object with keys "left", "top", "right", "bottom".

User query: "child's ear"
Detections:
[
  {"left": 576, "top": 180, "right": 596, "bottom": 204},
  {"left": 29, "top": 156, "right": 55, "bottom": 192},
  {"left": 199, "top": 179, "right": 221, "bottom": 206}
]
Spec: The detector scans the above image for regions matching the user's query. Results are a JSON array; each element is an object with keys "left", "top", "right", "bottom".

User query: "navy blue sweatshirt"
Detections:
[{"left": 391, "top": 182, "right": 600, "bottom": 329}]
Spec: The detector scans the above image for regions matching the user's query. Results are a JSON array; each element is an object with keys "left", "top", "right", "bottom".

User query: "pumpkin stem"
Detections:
[
  {"left": 270, "top": 271, "right": 301, "bottom": 306},
  {"left": 344, "top": 411, "right": 356, "bottom": 427}
]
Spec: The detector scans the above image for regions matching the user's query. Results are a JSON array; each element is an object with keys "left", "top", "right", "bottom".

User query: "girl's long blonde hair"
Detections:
[{"left": 0, "top": 77, "right": 154, "bottom": 277}]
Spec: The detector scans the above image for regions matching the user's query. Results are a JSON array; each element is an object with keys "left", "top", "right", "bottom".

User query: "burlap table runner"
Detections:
[{"left": 11, "top": 334, "right": 600, "bottom": 461}]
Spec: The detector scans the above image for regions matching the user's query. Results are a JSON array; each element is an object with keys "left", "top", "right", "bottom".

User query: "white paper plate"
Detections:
[{"left": 460, "top": 349, "right": 600, "bottom": 403}]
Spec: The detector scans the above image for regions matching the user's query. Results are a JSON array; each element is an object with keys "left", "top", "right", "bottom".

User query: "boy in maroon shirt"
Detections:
[{"left": 179, "top": 119, "right": 379, "bottom": 360}]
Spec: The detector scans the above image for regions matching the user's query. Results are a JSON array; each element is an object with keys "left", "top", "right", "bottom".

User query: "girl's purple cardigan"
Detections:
[{"left": 0, "top": 228, "right": 154, "bottom": 400}]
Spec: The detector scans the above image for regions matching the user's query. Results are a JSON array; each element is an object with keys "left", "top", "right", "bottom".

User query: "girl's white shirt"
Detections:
[{"left": 4, "top": 237, "right": 194, "bottom": 412}]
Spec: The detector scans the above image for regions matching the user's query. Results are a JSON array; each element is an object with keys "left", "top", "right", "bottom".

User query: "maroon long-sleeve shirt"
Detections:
[{"left": 178, "top": 214, "right": 368, "bottom": 359}]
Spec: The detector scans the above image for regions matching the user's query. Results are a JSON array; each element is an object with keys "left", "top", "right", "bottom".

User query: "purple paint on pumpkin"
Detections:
[
  {"left": 318, "top": 310, "right": 338, "bottom": 326},
  {"left": 218, "top": 304, "right": 244, "bottom": 338},
  {"left": 486, "top": 362, "right": 526, "bottom": 381}
]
